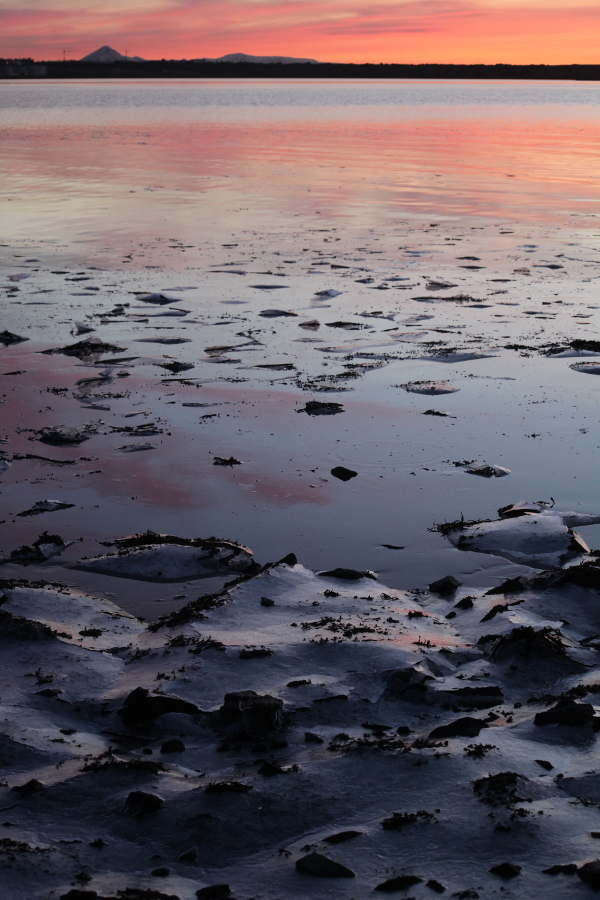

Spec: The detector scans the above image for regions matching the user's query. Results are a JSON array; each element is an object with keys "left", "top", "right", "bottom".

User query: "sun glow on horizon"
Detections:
[{"left": 1, "top": 0, "right": 599, "bottom": 64}]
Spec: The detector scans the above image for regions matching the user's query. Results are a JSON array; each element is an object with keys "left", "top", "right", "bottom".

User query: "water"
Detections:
[
  {"left": 2, "top": 78, "right": 600, "bottom": 243},
  {"left": 1, "top": 78, "right": 600, "bottom": 617}
]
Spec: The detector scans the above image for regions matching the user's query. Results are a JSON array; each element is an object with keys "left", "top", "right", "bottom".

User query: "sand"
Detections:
[{"left": 2, "top": 217, "right": 600, "bottom": 898}]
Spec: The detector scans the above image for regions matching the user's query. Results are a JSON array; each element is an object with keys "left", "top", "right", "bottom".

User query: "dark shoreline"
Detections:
[{"left": 2, "top": 60, "right": 600, "bottom": 80}]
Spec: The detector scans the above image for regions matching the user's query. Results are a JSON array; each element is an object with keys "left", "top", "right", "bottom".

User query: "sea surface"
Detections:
[
  {"left": 1, "top": 78, "right": 600, "bottom": 617},
  {"left": 2, "top": 79, "right": 600, "bottom": 242}
]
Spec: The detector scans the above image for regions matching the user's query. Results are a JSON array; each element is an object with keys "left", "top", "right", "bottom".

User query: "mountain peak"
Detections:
[
  {"left": 80, "top": 46, "right": 144, "bottom": 63},
  {"left": 199, "top": 53, "right": 318, "bottom": 65}
]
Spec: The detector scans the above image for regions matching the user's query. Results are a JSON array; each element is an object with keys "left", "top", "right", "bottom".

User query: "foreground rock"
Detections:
[
  {"left": 0, "top": 555, "right": 599, "bottom": 899},
  {"left": 438, "top": 500, "right": 600, "bottom": 568},
  {"left": 119, "top": 687, "right": 200, "bottom": 727},
  {"left": 295, "top": 852, "right": 355, "bottom": 877},
  {"left": 71, "top": 532, "right": 257, "bottom": 581},
  {"left": 216, "top": 690, "right": 283, "bottom": 740}
]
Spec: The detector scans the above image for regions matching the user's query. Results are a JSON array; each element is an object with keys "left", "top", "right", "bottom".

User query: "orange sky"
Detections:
[{"left": 1, "top": 0, "right": 599, "bottom": 64}]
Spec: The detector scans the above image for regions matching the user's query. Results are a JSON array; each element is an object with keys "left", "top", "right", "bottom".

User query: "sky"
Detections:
[{"left": 1, "top": 0, "right": 599, "bottom": 64}]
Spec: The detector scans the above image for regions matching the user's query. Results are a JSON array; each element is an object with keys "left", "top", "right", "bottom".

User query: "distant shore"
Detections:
[{"left": 2, "top": 60, "right": 600, "bottom": 80}]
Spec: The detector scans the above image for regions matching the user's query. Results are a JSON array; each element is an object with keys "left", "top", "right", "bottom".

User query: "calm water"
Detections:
[
  {"left": 1, "top": 79, "right": 600, "bottom": 616},
  {"left": 1, "top": 79, "right": 600, "bottom": 246}
]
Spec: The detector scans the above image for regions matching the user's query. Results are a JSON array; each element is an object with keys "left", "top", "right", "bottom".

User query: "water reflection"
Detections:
[{"left": 1, "top": 79, "right": 599, "bottom": 248}]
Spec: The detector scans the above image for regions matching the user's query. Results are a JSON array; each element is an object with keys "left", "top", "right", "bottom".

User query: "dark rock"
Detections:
[
  {"left": 396, "top": 725, "right": 413, "bottom": 735},
  {"left": 465, "top": 465, "right": 509, "bottom": 478},
  {"left": 38, "top": 427, "right": 90, "bottom": 446},
  {"left": 10, "top": 778, "right": 44, "bottom": 795},
  {"left": 305, "top": 732, "right": 324, "bottom": 744},
  {"left": 160, "top": 738, "right": 185, "bottom": 754},
  {"left": 330, "top": 466, "right": 357, "bottom": 482},
  {"left": 140, "top": 892, "right": 179, "bottom": 899},
  {"left": 381, "top": 810, "right": 434, "bottom": 830},
  {"left": 101, "top": 891, "right": 180, "bottom": 900},
  {"left": 42, "top": 338, "right": 124, "bottom": 359},
  {"left": 255, "top": 362, "right": 296, "bottom": 371},
  {"left": 213, "top": 457, "right": 242, "bottom": 467},
  {"left": 318, "top": 567, "right": 376, "bottom": 580},
  {"left": 323, "top": 830, "right": 362, "bottom": 844},
  {"left": 438, "top": 686, "right": 504, "bottom": 710},
  {"left": 429, "top": 717, "right": 488, "bottom": 739},
  {"left": 119, "top": 687, "right": 199, "bottom": 727},
  {"left": 124, "top": 791, "right": 163, "bottom": 816},
  {"left": 159, "top": 361, "right": 194, "bottom": 374},
  {"left": 480, "top": 603, "right": 512, "bottom": 622},
  {"left": 295, "top": 852, "right": 355, "bottom": 878},
  {"left": 178, "top": 847, "right": 197, "bottom": 863},
  {"left": 490, "top": 863, "right": 521, "bottom": 878},
  {"left": 535, "top": 759, "right": 554, "bottom": 771},
  {"left": 578, "top": 861, "right": 600, "bottom": 889},
  {"left": 60, "top": 893, "right": 98, "bottom": 900},
  {"left": 0, "top": 611, "right": 55, "bottom": 641},
  {"left": 375, "top": 874, "right": 422, "bottom": 892},
  {"left": 260, "top": 597, "right": 275, "bottom": 606},
  {"left": 0, "top": 331, "right": 28, "bottom": 346},
  {"left": 37, "top": 687, "right": 63, "bottom": 698},
  {"left": 257, "top": 760, "right": 286, "bottom": 776},
  {"left": 480, "top": 626, "right": 583, "bottom": 669},
  {"left": 473, "top": 772, "right": 531, "bottom": 807},
  {"left": 362, "top": 722, "right": 392, "bottom": 734},
  {"left": 454, "top": 597, "right": 474, "bottom": 610},
  {"left": 326, "top": 320, "right": 365, "bottom": 329},
  {"left": 288, "top": 679, "right": 311, "bottom": 687},
  {"left": 299, "top": 400, "right": 344, "bottom": 415},
  {"left": 426, "top": 880, "right": 446, "bottom": 893},
  {"left": 204, "top": 781, "right": 252, "bottom": 795},
  {"left": 429, "top": 575, "right": 460, "bottom": 596},
  {"left": 195, "top": 886, "right": 231, "bottom": 898},
  {"left": 534, "top": 699, "right": 599, "bottom": 729},
  {"left": 543, "top": 864, "right": 577, "bottom": 875},
  {"left": 384, "top": 667, "right": 433, "bottom": 703},
  {"left": 218, "top": 690, "right": 283, "bottom": 740},
  {"left": 239, "top": 648, "right": 272, "bottom": 659},
  {"left": 17, "top": 499, "right": 75, "bottom": 517},
  {"left": 276, "top": 552, "right": 297, "bottom": 567},
  {"left": 561, "top": 560, "right": 600, "bottom": 590},
  {"left": 485, "top": 576, "right": 529, "bottom": 595},
  {"left": 151, "top": 868, "right": 170, "bottom": 877}
]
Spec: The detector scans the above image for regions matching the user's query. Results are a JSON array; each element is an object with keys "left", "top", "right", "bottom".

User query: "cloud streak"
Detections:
[{"left": 2, "top": 0, "right": 599, "bottom": 63}]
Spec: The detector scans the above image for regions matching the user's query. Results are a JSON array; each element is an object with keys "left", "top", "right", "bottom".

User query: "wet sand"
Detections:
[{"left": 2, "top": 79, "right": 600, "bottom": 899}]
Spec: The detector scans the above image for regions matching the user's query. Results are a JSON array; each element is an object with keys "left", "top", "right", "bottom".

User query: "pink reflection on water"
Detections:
[{"left": 2, "top": 80, "right": 600, "bottom": 251}]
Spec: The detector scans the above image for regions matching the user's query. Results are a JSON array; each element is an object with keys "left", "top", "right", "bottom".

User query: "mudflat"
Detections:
[{"left": 2, "top": 78, "right": 600, "bottom": 899}]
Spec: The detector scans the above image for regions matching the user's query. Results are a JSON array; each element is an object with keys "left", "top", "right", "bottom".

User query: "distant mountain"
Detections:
[
  {"left": 79, "top": 47, "right": 316, "bottom": 65},
  {"left": 80, "top": 46, "right": 144, "bottom": 63},
  {"left": 199, "top": 53, "right": 318, "bottom": 65}
]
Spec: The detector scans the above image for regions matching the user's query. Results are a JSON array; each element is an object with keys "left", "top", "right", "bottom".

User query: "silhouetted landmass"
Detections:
[{"left": 1, "top": 59, "right": 600, "bottom": 80}]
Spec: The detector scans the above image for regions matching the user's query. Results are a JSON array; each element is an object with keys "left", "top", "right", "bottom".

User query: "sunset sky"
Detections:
[{"left": 1, "top": 0, "right": 599, "bottom": 64}]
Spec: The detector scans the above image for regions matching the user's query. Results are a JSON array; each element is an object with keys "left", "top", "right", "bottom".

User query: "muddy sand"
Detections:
[{"left": 2, "top": 220, "right": 600, "bottom": 898}]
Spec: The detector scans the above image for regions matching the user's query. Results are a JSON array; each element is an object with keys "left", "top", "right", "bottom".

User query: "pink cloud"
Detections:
[{"left": 2, "top": 0, "right": 600, "bottom": 63}]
